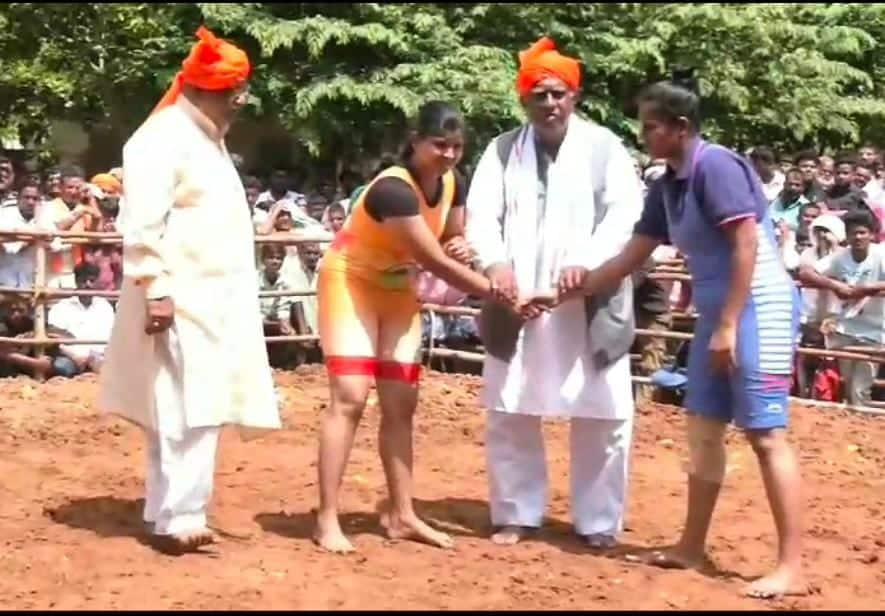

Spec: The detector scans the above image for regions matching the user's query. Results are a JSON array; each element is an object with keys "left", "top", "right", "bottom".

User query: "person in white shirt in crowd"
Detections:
[
  {"left": 783, "top": 214, "right": 845, "bottom": 397},
  {"left": 0, "top": 157, "right": 18, "bottom": 209},
  {"left": 242, "top": 175, "right": 264, "bottom": 221},
  {"left": 255, "top": 173, "right": 325, "bottom": 232},
  {"left": 798, "top": 209, "right": 884, "bottom": 405},
  {"left": 750, "top": 146, "right": 785, "bottom": 204},
  {"left": 48, "top": 262, "right": 115, "bottom": 376},
  {"left": 0, "top": 180, "right": 44, "bottom": 288}
]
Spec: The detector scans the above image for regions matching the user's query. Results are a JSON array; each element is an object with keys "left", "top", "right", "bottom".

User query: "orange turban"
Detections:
[
  {"left": 515, "top": 37, "right": 581, "bottom": 97},
  {"left": 151, "top": 25, "right": 252, "bottom": 115},
  {"left": 90, "top": 173, "right": 122, "bottom": 196}
]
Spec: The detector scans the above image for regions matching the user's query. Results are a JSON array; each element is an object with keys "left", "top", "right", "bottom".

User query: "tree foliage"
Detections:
[{"left": 1, "top": 3, "right": 884, "bottom": 170}]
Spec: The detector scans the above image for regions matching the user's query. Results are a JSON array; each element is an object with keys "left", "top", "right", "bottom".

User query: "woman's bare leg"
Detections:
[{"left": 314, "top": 373, "right": 373, "bottom": 553}]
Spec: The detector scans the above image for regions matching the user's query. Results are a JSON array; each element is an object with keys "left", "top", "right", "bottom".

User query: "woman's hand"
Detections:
[
  {"left": 443, "top": 235, "right": 475, "bottom": 265},
  {"left": 709, "top": 323, "right": 738, "bottom": 374}
]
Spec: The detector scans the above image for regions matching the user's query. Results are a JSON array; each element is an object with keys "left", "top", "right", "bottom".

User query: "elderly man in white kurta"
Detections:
[
  {"left": 99, "top": 27, "right": 280, "bottom": 554},
  {"left": 466, "top": 37, "right": 643, "bottom": 547}
]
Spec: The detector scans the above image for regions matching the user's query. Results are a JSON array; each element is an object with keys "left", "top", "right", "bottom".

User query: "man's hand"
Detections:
[
  {"left": 145, "top": 297, "right": 175, "bottom": 335},
  {"left": 514, "top": 291, "right": 558, "bottom": 321},
  {"left": 831, "top": 282, "right": 859, "bottom": 301},
  {"left": 557, "top": 266, "right": 589, "bottom": 301},
  {"left": 485, "top": 264, "right": 518, "bottom": 304},
  {"left": 279, "top": 320, "right": 295, "bottom": 336},
  {"left": 443, "top": 236, "right": 475, "bottom": 265}
]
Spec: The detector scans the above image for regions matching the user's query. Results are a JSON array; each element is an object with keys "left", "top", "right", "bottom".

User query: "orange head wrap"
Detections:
[
  {"left": 515, "top": 37, "right": 581, "bottom": 97},
  {"left": 90, "top": 173, "right": 122, "bottom": 196},
  {"left": 151, "top": 25, "right": 252, "bottom": 115}
]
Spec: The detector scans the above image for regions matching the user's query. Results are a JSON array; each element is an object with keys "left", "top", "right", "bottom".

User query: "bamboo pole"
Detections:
[{"left": 32, "top": 242, "right": 47, "bottom": 383}]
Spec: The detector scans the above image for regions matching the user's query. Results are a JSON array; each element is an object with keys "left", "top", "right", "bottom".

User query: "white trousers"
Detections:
[
  {"left": 142, "top": 426, "right": 221, "bottom": 536},
  {"left": 486, "top": 411, "right": 633, "bottom": 536}
]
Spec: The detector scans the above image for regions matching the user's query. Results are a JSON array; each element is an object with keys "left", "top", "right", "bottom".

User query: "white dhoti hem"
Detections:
[
  {"left": 486, "top": 411, "right": 632, "bottom": 536},
  {"left": 142, "top": 426, "right": 220, "bottom": 536}
]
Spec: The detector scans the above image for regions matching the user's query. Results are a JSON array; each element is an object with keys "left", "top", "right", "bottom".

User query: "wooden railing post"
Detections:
[{"left": 33, "top": 241, "right": 47, "bottom": 383}]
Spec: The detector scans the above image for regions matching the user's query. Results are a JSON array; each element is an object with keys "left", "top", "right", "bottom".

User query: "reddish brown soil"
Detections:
[{"left": 0, "top": 366, "right": 882, "bottom": 610}]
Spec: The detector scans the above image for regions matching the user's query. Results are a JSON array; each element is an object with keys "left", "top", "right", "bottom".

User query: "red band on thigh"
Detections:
[
  {"left": 377, "top": 361, "right": 421, "bottom": 384},
  {"left": 325, "top": 356, "right": 379, "bottom": 376}
]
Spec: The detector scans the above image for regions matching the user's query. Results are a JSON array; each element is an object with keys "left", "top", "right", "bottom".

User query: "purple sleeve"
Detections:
[
  {"left": 633, "top": 181, "right": 670, "bottom": 241},
  {"left": 697, "top": 147, "right": 764, "bottom": 226}
]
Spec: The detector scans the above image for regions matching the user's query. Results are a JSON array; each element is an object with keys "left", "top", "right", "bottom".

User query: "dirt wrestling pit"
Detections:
[{"left": 1, "top": 366, "right": 883, "bottom": 609}]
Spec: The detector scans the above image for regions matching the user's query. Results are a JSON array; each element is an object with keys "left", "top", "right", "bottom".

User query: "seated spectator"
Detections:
[
  {"left": 0, "top": 296, "right": 72, "bottom": 379},
  {"left": 798, "top": 209, "right": 885, "bottom": 406},
  {"left": 257, "top": 243, "right": 298, "bottom": 367},
  {"left": 769, "top": 167, "right": 808, "bottom": 232},
  {"left": 290, "top": 241, "right": 321, "bottom": 337},
  {"left": 47, "top": 263, "right": 115, "bottom": 376},
  {"left": 258, "top": 244, "right": 295, "bottom": 335},
  {"left": 0, "top": 181, "right": 43, "bottom": 288}
]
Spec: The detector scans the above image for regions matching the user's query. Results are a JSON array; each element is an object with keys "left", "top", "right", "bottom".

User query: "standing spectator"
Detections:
[
  {"left": 795, "top": 150, "right": 826, "bottom": 203},
  {"left": 826, "top": 156, "right": 867, "bottom": 214},
  {"left": 42, "top": 168, "right": 62, "bottom": 202},
  {"left": 799, "top": 209, "right": 884, "bottom": 406},
  {"left": 793, "top": 214, "right": 844, "bottom": 398},
  {"left": 82, "top": 196, "right": 123, "bottom": 291},
  {"left": 816, "top": 155, "right": 835, "bottom": 193},
  {"left": 750, "top": 146, "right": 784, "bottom": 204},
  {"left": 36, "top": 165, "right": 100, "bottom": 288},
  {"left": 632, "top": 251, "right": 674, "bottom": 404},
  {"left": 256, "top": 169, "right": 306, "bottom": 211},
  {"left": 858, "top": 144, "right": 879, "bottom": 166},
  {"left": 769, "top": 168, "right": 808, "bottom": 232},
  {"left": 795, "top": 202, "right": 823, "bottom": 249},
  {"left": 324, "top": 203, "right": 346, "bottom": 234},
  {"left": 242, "top": 175, "right": 263, "bottom": 219},
  {"left": 0, "top": 181, "right": 43, "bottom": 288},
  {"left": 0, "top": 157, "right": 17, "bottom": 209},
  {"left": 47, "top": 262, "right": 115, "bottom": 375}
]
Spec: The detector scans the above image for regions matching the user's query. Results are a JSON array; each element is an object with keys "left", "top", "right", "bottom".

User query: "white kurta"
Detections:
[
  {"left": 466, "top": 116, "right": 642, "bottom": 420},
  {"left": 98, "top": 98, "right": 280, "bottom": 441}
]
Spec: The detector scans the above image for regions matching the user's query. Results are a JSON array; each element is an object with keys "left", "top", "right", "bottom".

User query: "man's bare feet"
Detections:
[
  {"left": 490, "top": 525, "right": 534, "bottom": 546},
  {"left": 313, "top": 510, "right": 355, "bottom": 554},
  {"left": 744, "top": 566, "right": 809, "bottom": 599},
  {"left": 150, "top": 528, "right": 215, "bottom": 555},
  {"left": 583, "top": 533, "right": 618, "bottom": 549},
  {"left": 379, "top": 506, "right": 454, "bottom": 550}
]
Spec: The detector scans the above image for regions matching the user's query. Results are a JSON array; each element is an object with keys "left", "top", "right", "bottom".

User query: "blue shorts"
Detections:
[{"left": 685, "top": 308, "right": 795, "bottom": 431}]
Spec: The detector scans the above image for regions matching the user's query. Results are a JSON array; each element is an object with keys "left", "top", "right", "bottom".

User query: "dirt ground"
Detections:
[{"left": 1, "top": 366, "right": 883, "bottom": 610}]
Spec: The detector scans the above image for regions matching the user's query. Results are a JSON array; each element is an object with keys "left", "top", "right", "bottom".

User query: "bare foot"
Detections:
[
  {"left": 583, "top": 533, "right": 618, "bottom": 549},
  {"left": 641, "top": 545, "right": 708, "bottom": 571},
  {"left": 380, "top": 506, "right": 454, "bottom": 550},
  {"left": 491, "top": 525, "right": 533, "bottom": 546},
  {"left": 744, "top": 566, "right": 809, "bottom": 599},
  {"left": 313, "top": 511, "right": 355, "bottom": 554},
  {"left": 150, "top": 528, "right": 215, "bottom": 556}
]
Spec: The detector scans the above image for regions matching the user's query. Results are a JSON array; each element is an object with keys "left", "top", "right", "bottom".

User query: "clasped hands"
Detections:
[{"left": 486, "top": 265, "right": 591, "bottom": 320}]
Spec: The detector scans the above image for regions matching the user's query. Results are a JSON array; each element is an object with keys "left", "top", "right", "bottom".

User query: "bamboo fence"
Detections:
[{"left": 2, "top": 228, "right": 885, "bottom": 415}]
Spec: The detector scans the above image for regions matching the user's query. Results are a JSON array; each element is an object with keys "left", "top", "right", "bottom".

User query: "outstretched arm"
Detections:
[{"left": 579, "top": 234, "right": 661, "bottom": 298}]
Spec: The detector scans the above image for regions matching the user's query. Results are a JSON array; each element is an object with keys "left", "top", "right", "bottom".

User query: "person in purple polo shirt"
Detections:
[{"left": 559, "top": 75, "right": 806, "bottom": 599}]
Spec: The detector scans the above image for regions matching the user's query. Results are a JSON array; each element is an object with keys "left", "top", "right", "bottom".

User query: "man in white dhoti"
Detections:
[
  {"left": 466, "top": 37, "right": 643, "bottom": 548},
  {"left": 98, "top": 26, "right": 280, "bottom": 554}
]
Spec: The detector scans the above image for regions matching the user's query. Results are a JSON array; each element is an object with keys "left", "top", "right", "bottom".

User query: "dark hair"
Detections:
[
  {"left": 749, "top": 146, "right": 775, "bottom": 166},
  {"left": 636, "top": 68, "right": 701, "bottom": 131},
  {"left": 402, "top": 101, "right": 464, "bottom": 160},
  {"left": 855, "top": 161, "right": 875, "bottom": 172},
  {"left": 242, "top": 175, "right": 263, "bottom": 191},
  {"left": 784, "top": 166, "right": 804, "bottom": 180},
  {"left": 18, "top": 179, "right": 41, "bottom": 192},
  {"left": 59, "top": 165, "right": 84, "bottom": 181},
  {"left": 794, "top": 150, "right": 819, "bottom": 166},
  {"left": 843, "top": 208, "right": 877, "bottom": 233},
  {"left": 74, "top": 262, "right": 100, "bottom": 283},
  {"left": 834, "top": 157, "right": 856, "bottom": 169},
  {"left": 327, "top": 202, "right": 346, "bottom": 215},
  {"left": 261, "top": 243, "right": 286, "bottom": 259}
]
